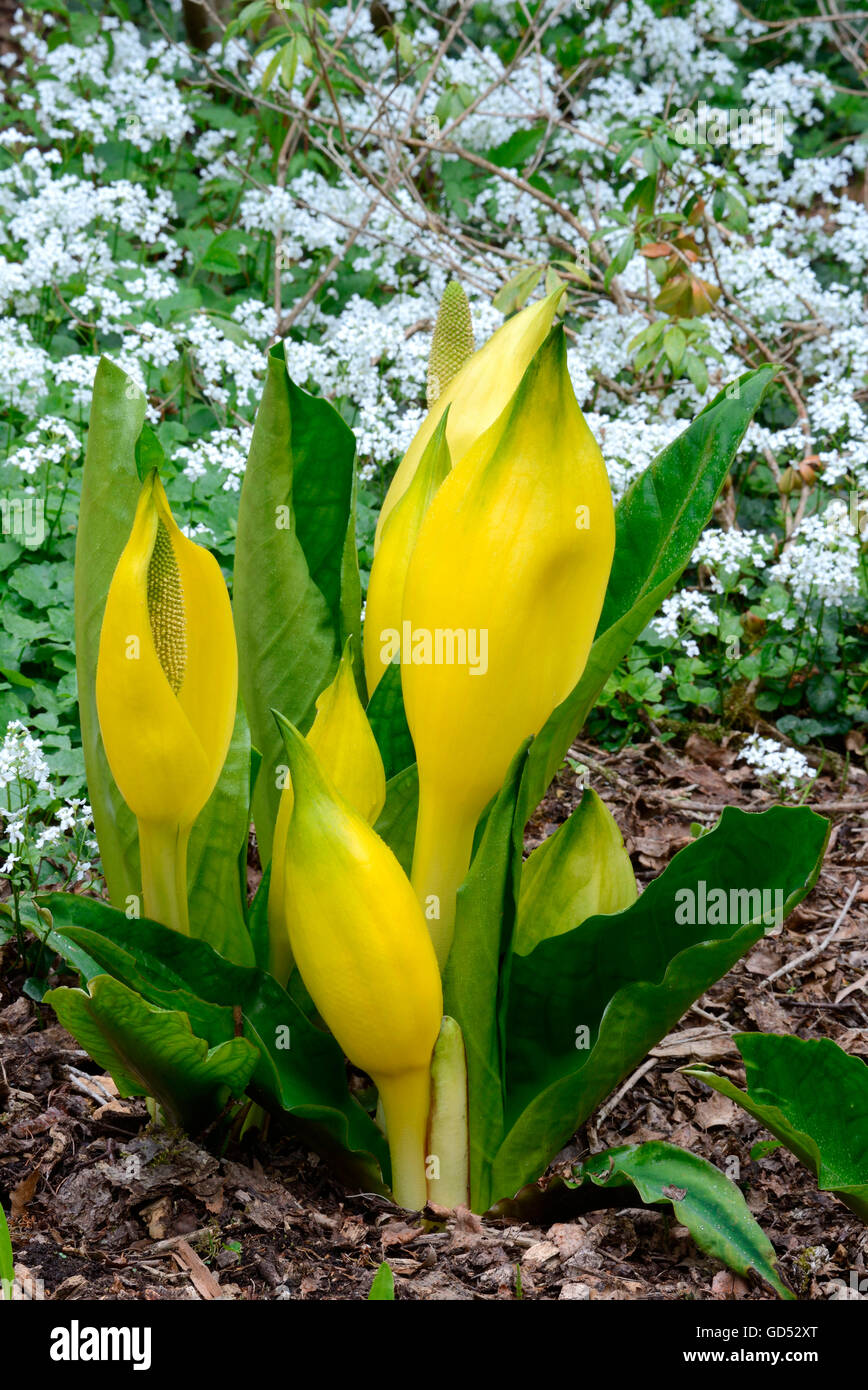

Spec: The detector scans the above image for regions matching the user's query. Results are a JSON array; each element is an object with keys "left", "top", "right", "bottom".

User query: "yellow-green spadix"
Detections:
[
  {"left": 401, "top": 326, "right": 616, "bottom": 969},
  {"left": 273, "top": 712, "right": 442, "bottom": 1209},
  {"left": 268, "top": 639, "right": 386, "bottom": 985},
  {"left": 95, "top": 469, "right": 237, "bottom": 934},
  {"left": 375, "top": 287, "right": 565, "bottom": 546}
]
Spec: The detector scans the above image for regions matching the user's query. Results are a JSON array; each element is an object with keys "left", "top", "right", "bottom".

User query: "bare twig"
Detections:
[{"left": 763, "top": 880, "right": 861, "bottom": 987}]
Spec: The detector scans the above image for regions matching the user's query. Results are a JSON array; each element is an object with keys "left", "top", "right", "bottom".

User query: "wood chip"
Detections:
[
  {"left": 172, "top": 1239, "right": 226, "bottom": 1300},
  {"left": 650, "top": 1025, "right": 738, "bottom": 1060}
]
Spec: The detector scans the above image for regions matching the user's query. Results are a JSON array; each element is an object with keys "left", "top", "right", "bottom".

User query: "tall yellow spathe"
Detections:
[
  {"left": 375, "top": 288, "right": 565, "bottom": 547},
  {"left": 401, "top": 326, "right": 615, "bottom": 968},
  {"left": 275, "top": 713, "right": 442, "bottom": 1209},
  {"left": 96, "top": 470, "right": 237, "bottom": 934},
  {"left": 363, "top": 412, "right": 451, "bottom": 697},
  {"left": 268, "top": 638, "right": 385, "bottom": 985}
]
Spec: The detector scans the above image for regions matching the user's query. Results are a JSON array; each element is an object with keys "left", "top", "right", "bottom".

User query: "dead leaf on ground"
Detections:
[{"left": 10, "top": 1166, "right": 40, "bottom": 1219}]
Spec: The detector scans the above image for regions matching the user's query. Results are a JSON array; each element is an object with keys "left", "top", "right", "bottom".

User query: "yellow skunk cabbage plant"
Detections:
[
  {"left": 28, "top": 292, "right": 831, "bottom": 1298},
  {"left": 95, "top": 469, "right": 238, "bottom": 935}
]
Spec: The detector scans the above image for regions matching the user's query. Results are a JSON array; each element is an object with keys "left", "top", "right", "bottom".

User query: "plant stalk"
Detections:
[
  {"left": 377, "top": 1069, "right": 432, "bottom": 1211},
  {"left": 139, "top": 819, "right": 191, "bottom": 934},
  {"left": 410, "top": 791, "right": 477, "bottom": 971}
]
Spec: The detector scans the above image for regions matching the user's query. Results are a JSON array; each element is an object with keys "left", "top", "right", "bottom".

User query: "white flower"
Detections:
[{"left": 739, "top": 734, "right": 812, "bottom": 791}]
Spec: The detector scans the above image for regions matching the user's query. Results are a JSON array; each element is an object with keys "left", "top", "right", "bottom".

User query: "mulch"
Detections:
[{"left": 1, "top": 731, "right": 866, "bottom": 1301}]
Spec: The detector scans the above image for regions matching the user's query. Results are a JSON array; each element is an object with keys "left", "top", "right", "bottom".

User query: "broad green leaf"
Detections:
[
  {"left": 491, "top": 805, "right": 828, "bottom": 1204},
  {"left": 366, "top": 660, "right": 415, "bottom": 780},
  {"left": 186, "top": 703, "right": 254, "bottom": 965},
  {"left": 443, "top": 743, "right": 529, "bottom": 1214},
  {"left": 45, "top": 975, "right": 258, "bottom": 1133},
  {"left": 515, "top": 789, "right": 636, "bottom": 956},
  {"left": 373, "top": 764, "right": 418, "bottom": 876},
  {"left": 74, "top": 356, "right": 145, "bottom": 903},
  {"left": 368, "top": 1262, "right": 396, "bottom": 1300},
  {"left": 575, "top": 1142, "right": 791, "bottom": 1299},
  {"left": 41, "top": 893, "right": 389, "bottom": 1180},
  {"left": 234, "top": 344, "right": 359, "bottom": 865},
  {"left": 684, "top": 1033, "right": 868, "bottom": 1222},
  {"left": 518, "top": 365, "right": 777, "bottom": 821},
  {"left": 0, "top": 898, "right": 104, "bottom": 981}
]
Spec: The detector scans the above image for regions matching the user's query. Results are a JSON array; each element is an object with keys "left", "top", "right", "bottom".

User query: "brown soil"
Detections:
[{"left": 2, "top": 733, "right": 866, "bottom": 1301}]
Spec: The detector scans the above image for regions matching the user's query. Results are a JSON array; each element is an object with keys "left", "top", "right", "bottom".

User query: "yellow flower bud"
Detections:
[
  {"left": 375, "top": 287, "right": 565, "bottom": 546},
  {"left": 363, "top": 412, "right": 451, "bottom": 696},
  {"left": 96, "top": 470, "right": 237, "bottom": 934},
  {"left": 268, "top": 638, "right": 386, "bottom": 984},
  {"left": 275, "top": 714, "right": 442, "bottom": 1209},
  {"left": 402, "top": 326, "right": 615, "bottom": 967}
]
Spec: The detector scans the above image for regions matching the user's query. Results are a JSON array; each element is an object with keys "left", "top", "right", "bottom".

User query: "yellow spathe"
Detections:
[
  {"left": 276, "top": 714, "right": 442, "bottom": 1209},
  {"left": 402, "top": 326, "right": 616, "bottom": 967},
  {"left": 96, "top": 470, "right": 237, "bottom": 931},
  {"left": 363, "top": 412, "right": 451, "bottom": 697},
  {"left": 268, "top": 639, "right": 385, "bottom": 984},
  {"left": 375, "top": 288, "right": 565, "bottom": 546}
]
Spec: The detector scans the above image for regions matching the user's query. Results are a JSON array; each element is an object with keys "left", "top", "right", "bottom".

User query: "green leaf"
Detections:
[
  {"left": 684, "top": 1033, "right": 868, "bottom": 1222},
  {"left": 492, "top": 266, "right": 543, "bottom": 316},
  {"left": 0, "top": 1200, "right": 13, "bottom": 1301},
  {"left": 373, "top": 764, "right": 418, "bottom": 877},
  {"left": 605, "top": 233, "right": 635, "bottom": 288},
  {"left": 234, "top": 344, "right": 360, "bottom": 866},
  {"left": 491, "top": 804, "right": 828, "bottom": 1204},
  {"left": 200, "top": 231, "right": 243, "bottom": 275},
  {"left": 74, "top": 357, "right": 145, "bottom": 904},
  {"left": 518, "top": 365, "right": 776, "bottom": 821},
  {"left": 443, "top": 744, "right": 529, "bottom": 1214},
  {"left": 515, "top": 789, "right": 636, "bottom": 956},
  {"left": 42, "top": 894, "right": 389, "bottom": 1182},
  {"left": 574, "top": 1142, "right": 792, "bottom": 1299},
  {"left": 44, "top": 975, "right": 258, "bottom": 1133},
  {"left": 186, "top": 704, "right": 254, "bottom": 965},
  {"left": 663, "top": 325, "right": 687, "bottom": 372},
  {"left": 133, "top": 424, "right": 165, "bottom": 481},
  {"left": 366, "top": 660, "right": 414, "bottom": 779},
  {"left": 368, "top": 1261, "right": 396, "bottom": 1300}
]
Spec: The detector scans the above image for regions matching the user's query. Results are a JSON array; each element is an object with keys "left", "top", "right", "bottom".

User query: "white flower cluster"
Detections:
[
  {"left": 769, "top": 501, "right": 862, "bottom": 605},
  {"left": 738, "top": 734, "right": 813, "bottom": 792},
  {"left": 652, "top": 590, "right": 719, "bottom": 657},
  {"left": 692, "top": 528, "right": 774, "bottom": 594},
  {"left": 0, "top": 720, "right": 53, "bottom": 795},
  {"left": 7, "top": 417, "right": 82, "bottom": 476},
  {"left": 175, "top": 426, "right": 253, "bottom": 493},
  {"left": 0, "top": 721, "right": 96, "bottom": 879}
]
